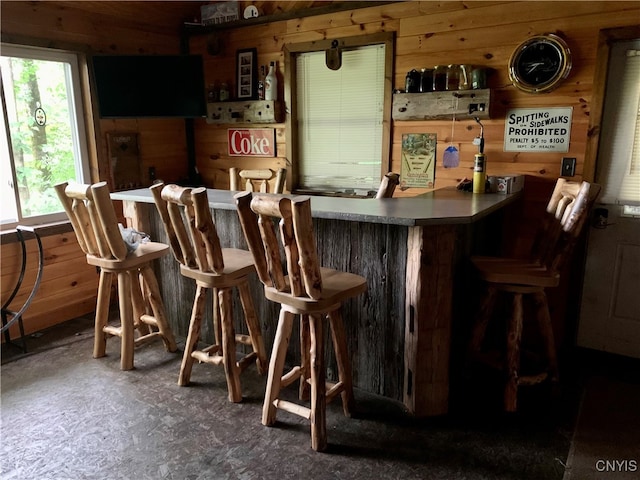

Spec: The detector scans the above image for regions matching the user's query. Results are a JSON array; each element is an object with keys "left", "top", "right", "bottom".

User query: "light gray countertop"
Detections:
[{"left": 112, "top": 187, "right": 520, "bottom": 227}]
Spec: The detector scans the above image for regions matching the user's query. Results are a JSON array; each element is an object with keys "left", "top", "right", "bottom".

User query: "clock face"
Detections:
[{"left": 509, "top": 34, "right": 571, "bottom": 93}]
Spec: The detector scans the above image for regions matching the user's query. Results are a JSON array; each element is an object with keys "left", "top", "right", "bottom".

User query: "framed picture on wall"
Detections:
[{"left": 236, "top": 48, "right": 258, "bottom": 100}]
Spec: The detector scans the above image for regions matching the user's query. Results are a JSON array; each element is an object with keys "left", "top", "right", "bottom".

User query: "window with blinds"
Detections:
[
  {"left": 597, "top": 40, "right": 640, "bottom": 206},
  {"left": 295, "top": 44, "right": 386, "bottom": 193}
]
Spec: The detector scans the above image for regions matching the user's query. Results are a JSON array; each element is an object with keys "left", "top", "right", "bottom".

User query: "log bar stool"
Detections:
[
  {"left": 230, "top": 167, "right": 286, "bottom": 194},
  {"left": 235, "top": 191, "right": 368, "bottom": 451},
  {"left": 468, "top": 179, "right": 601, "bottom": 411},
  {"left": 150, "top": 183, "right": 267, "bottom": 402},
  {"left": 375, "top": 172, "right": 400, "bottom": 198},
  {"left": 54, "top": 181, "right": 177, "bottom": 370}
]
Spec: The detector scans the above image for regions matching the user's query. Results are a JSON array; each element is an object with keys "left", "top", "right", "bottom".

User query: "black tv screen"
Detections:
[{"left": 92, "top": 54, "right": 207, "bottom": 118}]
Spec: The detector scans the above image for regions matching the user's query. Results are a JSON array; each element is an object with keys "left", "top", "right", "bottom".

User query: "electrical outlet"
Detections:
[{"left": 561, "top": 157, "right": 576, "bottom": 177}]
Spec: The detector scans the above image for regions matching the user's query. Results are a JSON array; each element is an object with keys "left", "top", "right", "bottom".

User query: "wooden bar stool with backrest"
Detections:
[
  {"left": 467, "top": 178, "right": 601, "bottom": 411},
  {"left": 54, "top": 181, "right": 177, "bottom": 370},
  {"left": 230, "top": 167, "right": 286, "bottom": 193},
  {"left": 150, "top": 182, "right": 267, "bottom": 402},
  {"left": 235, "top": 191, "right": 368, "bottom": 451},
  {"left": 376, "top": 172, "right": 400, "bottom": 198}
]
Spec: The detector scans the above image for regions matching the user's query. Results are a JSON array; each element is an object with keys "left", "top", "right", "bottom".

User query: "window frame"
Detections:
[
  {"left": 284, "top": 32, "right": 394, "bottom": 193},
  {"left": 584, "top": 26, "right": 640, "bottom": 183},
  {"left": 595, "top": 39, "right": 640, "bottom": 206},
  {"left": 0, "top": 43, "right": 92, "bottom": 230}
]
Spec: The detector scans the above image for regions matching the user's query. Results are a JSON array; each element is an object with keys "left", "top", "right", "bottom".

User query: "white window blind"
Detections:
[
  {"left": 296, "top": 44, "right": 385, "bottom": 193},
  {"left": 598, "top": 44, "right": 640, "bottom": 205}
]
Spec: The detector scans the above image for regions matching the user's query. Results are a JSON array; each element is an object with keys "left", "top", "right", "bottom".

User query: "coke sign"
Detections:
[{"left": 228, "top": 128, "right": 275, "bottom": 157}]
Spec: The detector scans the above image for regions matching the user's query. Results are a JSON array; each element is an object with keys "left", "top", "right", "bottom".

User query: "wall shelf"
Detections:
[
  {"left": 392, "top": 89, "right": 491, "bottom": 121},
  {"left": 182, "top": 2, "right": 394, "bottom": 34},
  {"left": 206, "top": 100, "right": 283, "bottom": 124}
]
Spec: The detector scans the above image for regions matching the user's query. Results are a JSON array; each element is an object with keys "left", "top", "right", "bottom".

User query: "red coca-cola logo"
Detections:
[{"left": 228, "top": 128, "right": 275, "bottom": 157}]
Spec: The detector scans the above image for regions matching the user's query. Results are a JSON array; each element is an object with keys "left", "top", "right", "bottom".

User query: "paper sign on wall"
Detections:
[
  {"left": 228, "top": 128, "right": 276, "bottom": 157},
  {"left": 504, "top": 107, "right": 573, "bottom": 152},
  {"left": 401, "top": 133, "right": 437, "bottom": 188}
]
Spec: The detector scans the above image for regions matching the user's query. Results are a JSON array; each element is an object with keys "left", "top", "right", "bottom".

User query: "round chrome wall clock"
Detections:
[{"left": 509, "top": 33, "right": 572, "bottom": 93}]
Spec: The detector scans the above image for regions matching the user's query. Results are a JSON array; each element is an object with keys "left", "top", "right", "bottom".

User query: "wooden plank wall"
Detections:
[
  {"left": 1, "top": 231, "right": 99, "bottom": 338},
  {"left": 0, "top": 1, "right": 195, "bottom": 337},
  {"left": 190, "top": 0, "right": 640, "bottom": 251},
  {"left": 2, "top": 1, "right": 638, "bottom": 336}
]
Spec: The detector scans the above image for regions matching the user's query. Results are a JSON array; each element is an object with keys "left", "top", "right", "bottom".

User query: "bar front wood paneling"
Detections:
[{"left": 115, "top": 188, "right": 518, "bottom": 416}]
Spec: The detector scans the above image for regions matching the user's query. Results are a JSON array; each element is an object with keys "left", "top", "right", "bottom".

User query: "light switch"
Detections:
[{"left": 561, "top": 157, "right": 576, "bottom": 177}]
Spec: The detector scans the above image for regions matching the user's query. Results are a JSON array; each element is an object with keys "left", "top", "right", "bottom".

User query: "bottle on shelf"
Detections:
[
  {"left": 257, "top": 65, "right": 265, "bottom": 100},
  {"left": 207, "top": 82, "right": 219, "bottom": 103},
  {"left": 265, "top": 61, "right": 277, "bottom": 101},
  {"left": 219, "top": 81, "right": 230, "bottom": 102}
]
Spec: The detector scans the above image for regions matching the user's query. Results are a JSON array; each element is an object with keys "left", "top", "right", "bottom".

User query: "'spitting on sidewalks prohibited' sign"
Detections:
[{"left": 504, "top": 107, "right": 572, "bottom": 152}]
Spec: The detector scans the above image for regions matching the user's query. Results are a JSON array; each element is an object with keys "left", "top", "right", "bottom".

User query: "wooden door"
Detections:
[{"left": 578, "top": 209, "right": 640, "bottom": 358}]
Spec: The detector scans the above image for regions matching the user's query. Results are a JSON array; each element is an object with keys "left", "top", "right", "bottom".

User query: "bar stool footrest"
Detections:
[
  {"left": 281, "top": 366, "right": 304, "bottom": 388},
  {"left": 235, "top": 334, "right": 252, "bottom": 345},
  {"left": 326, "top": 381, "right": 345, "bottom": 403},
  {"left": 273, "top": 399, "right": 311, "bottom": 420},
  {"left": 518, "top": 372, "right": 550, "bottom": 386},
  {"left": 133, "top": 332, "right": 163, "bottom": 347},
  {"left": 238, "top": 351, "right": 258, "bottom": 372},
  {"left": 191, "top": 349, "right": 224, "bottom": 365}
]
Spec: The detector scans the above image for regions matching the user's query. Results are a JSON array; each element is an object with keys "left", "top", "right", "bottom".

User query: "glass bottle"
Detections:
[
  {"left": 257, "top": 65, "right": 265, "bottom": 100},
  {"left": 265, "top": 61, "right": 278, "bottom": 101},
  {"left": 219, "top": 81, "right": 230, "bottom": 101},
  {"left": 207, "top": 82, "right": 219, "bottom": 103}
]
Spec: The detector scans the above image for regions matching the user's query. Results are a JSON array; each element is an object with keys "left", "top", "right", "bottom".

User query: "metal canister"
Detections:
[
  {"left": 420, "top": 68, "right": 433, "bottom": 92},
  {"left": 446, "top": 64, "right": 460, "bottom": 91},
  {"left": 471, "top": 67, "right": 487, "bottom": 89},
  {"left": 473, "top": 153, "right": 486, "bottom": 193},
  {"left": 405, "top": 69, "right": 421, "bottom": 93},
  {"left": 459, "top": 64, "right": 472, "bottom": 90},
  {"left": 433, "top": 65, "right": 447, "bottom": 91}
]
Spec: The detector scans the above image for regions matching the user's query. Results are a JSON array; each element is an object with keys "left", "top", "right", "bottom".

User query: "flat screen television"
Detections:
[{"left": 92, "top": 54, "right": 207, "bottom": 118}]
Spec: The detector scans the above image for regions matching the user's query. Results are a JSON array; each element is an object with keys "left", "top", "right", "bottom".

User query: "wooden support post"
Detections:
[{"left": 404, "top": 224, "right": 457, "bottom": 416}]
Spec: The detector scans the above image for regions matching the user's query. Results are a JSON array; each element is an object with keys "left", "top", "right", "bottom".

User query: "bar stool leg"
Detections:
[
  {"left": 140, "top": 264, "right": 177, "bottom": 352},
  {"left": 212, "top": 287, "right": 222, "bottom": 351},
  {"left": 468, "top": 286, "right": 498, "bottom": 359},
  {"left": 94, "top": 270, "right": 113, "bottom": 359},
  {"left": 299, "top": 314, "right": 311, "bottom": 401},
  {"left": 309, "top": 313, "right": 327, "bottom": 452},
  {"left": 179, "top": 283, "right": 207, "bottom": 386},
  {"left": 219, "top": 287, "right": 242, "bottom": 403},
  {"left": 262, "top": 308, "right": 294, "bottom": 426},
  {"left": 328, "top": 308, "right": 355, "bottom": 417},
  {"left": 130, "top": 270, "right": 150, "bottom": 337},
  {"left": 533, "top": 291, "right": 559, "bottom": 382},
  {"left": 237, "top": 281, "right": 268, "bottom": 375},
  {"left": 504, "top": 293, "right": 523, "bottom": 412},
  {"left": 119, "top": 271, "right": 135, "bottom": 371}
]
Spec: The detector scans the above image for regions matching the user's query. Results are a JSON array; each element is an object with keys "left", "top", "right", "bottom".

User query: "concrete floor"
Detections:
[{"left": 1, "top": 314, "right": 577, "bottom": 480}]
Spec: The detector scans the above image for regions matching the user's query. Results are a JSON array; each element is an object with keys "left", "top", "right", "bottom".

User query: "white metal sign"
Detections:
[{"left": 504, "top": 107, "right": 572, "bottom": 152}]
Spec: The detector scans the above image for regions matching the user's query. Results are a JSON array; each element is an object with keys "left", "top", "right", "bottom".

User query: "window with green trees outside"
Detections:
[{"left": 1, "top": 44, "right": 91, "bottom": 229}]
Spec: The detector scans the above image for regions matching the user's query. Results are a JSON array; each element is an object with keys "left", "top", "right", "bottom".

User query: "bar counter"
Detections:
[{"left": 112, "top": 187, "right": 520, "bottom": 416}]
